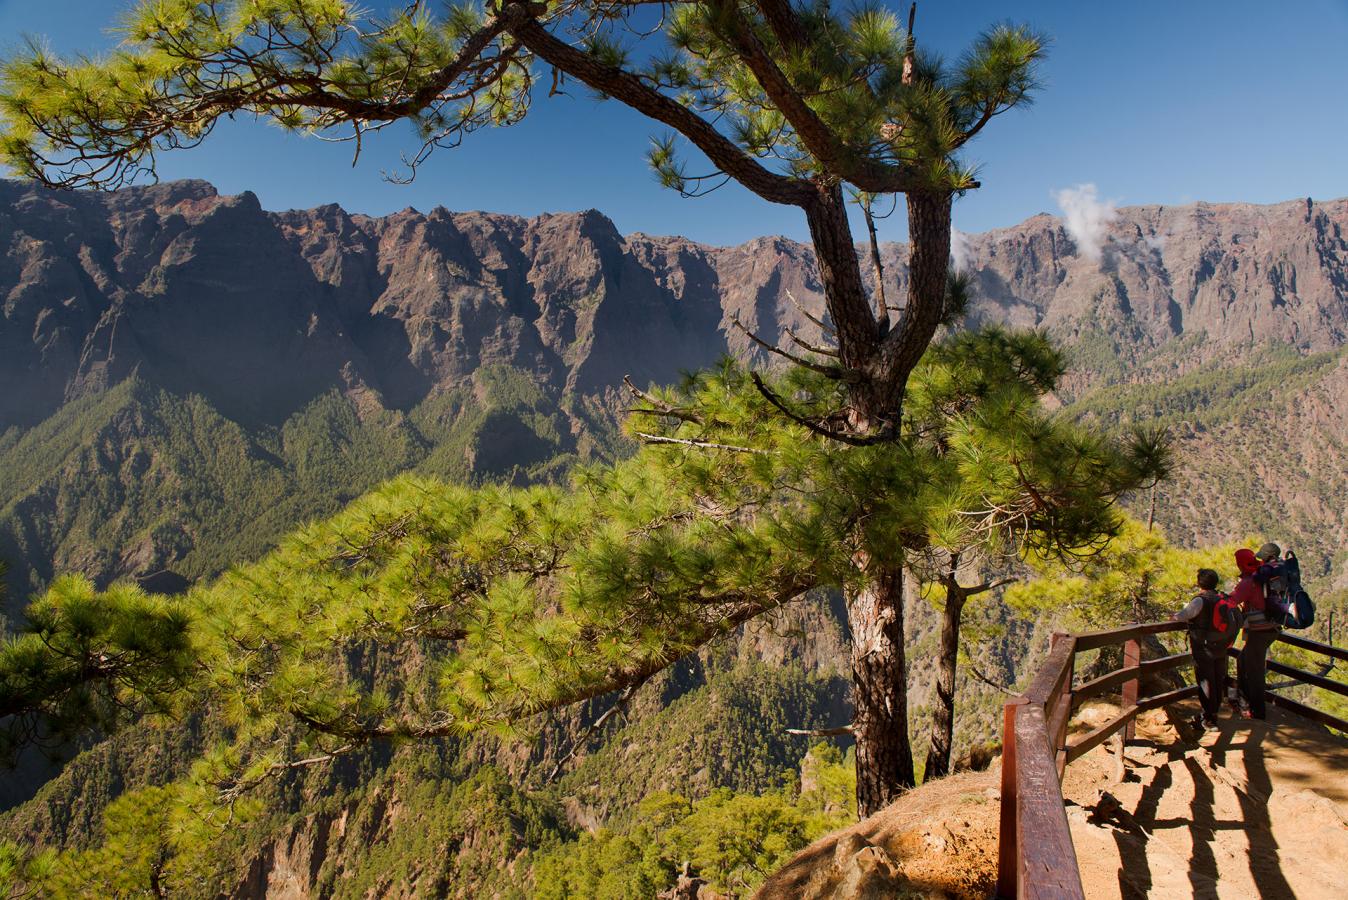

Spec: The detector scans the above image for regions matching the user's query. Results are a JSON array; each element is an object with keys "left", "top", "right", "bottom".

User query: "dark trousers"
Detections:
[
  {"left": 1189, "top": 634, "right": 1229, "bottom": 721},
  {"left": 1237, "top": 628, "right": 1279, "bottom": 718}
]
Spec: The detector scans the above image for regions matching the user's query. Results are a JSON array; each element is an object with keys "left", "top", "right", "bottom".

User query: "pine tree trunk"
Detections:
[
  {"left": 801, "top": 183, "right": 953, "bottom": 819},
  {"left": 848, "top": 562, "right": 915, "bottom": 817},
  {"left": 925, "top": 583, "right": 966, "bottom": 780}
]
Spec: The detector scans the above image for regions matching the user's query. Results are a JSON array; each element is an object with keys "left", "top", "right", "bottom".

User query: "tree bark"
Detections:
[
  {"left": 877, "top": 190, "right": 953, "bottom": 398},
  {"left": 925, "top": 580, "right": 966, "bottom": 780},
  {"left": 802, "top": 181, "right": 880, "bottom": 375},
  {"left": 848, "top": 562, "right": 914, "bottom": 817},
  {"left": 803, "top": 183, "right": 957, "bottom": 817}
]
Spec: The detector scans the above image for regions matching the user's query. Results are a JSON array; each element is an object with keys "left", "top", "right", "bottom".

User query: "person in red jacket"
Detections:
[{"left": 1232, "top": 547, "right": 1280, "bottom": 719}]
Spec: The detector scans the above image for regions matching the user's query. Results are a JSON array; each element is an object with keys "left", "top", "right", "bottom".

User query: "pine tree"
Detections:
[
  {"left": 0, "top": 576, "right": 195, "bottom": 764},
  {"left": 0, "top": 1, "right": 1109, "bottom": 814},
  {"left": 1005, "top": 515, "right": 1243, "bottom": 632}
]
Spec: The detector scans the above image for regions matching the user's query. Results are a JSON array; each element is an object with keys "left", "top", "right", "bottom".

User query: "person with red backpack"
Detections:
[
  {"left": 1231, "top": 546, "right": 1281, "bottom": 719},
  {"left": 1174, "top": 567, "right": 1239, "bottom": 731}
]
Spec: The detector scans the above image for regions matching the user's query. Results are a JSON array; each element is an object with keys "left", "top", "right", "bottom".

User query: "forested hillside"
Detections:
[
  {"left": 3, "top": 180, "right": 1346, "bottom": 600},
  {"left": 2, "top": 181, "right": 1346, "bottom": 896}
]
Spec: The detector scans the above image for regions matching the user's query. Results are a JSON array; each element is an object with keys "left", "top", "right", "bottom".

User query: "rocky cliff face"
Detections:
[
  {"left": 3, "top": 181, "right": 1346, "bottom": 898},
  {"left": 7, "top": 179, "right": 1345, "bottom": 433},
  {"left": 4, "top": 178, "right": 1347, "bottom": 603}
]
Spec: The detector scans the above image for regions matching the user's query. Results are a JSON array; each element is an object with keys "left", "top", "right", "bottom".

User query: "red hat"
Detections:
[{"left": 1235, "top": 548, "right": 1260, "bottom": 575}]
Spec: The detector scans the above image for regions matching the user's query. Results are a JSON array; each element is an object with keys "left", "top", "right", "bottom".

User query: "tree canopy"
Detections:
[
  {"left": 1, "top": 330, "right": 1164, "bottom": 804},
  {"left": 1, "top": 0, "right": 1041, "bottom": 199},
  {"left": 0, "top": 0, "right": 1114, "bottom": 816}
]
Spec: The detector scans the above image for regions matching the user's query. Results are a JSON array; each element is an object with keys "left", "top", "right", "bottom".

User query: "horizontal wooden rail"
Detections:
[
  {"left": 1267, "top": 692, "right": 1348, "bottom": 733},
  {"left": 1265, "top": 659, "right": 1348, "bottom": 699},
  {"left": 1072, "top": 652, "right": 1190, "bottom": 706},
  {"left": 1064, "top": 684, "right": 1200, "bottom": 766},
  {"left": 1277, "top": 631, "right": 1348, "bottom": 663},
  {"left": 1072, "top": 620, "right": 1186, "bottom": 653}
]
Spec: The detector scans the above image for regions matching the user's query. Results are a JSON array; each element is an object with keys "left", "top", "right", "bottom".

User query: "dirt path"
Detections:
[
  {"left": 1066, "top": 700, "right": 1348, "bottom": 900},
  {"left": 756, "top": 699, "right": 1348, "bottom": 899}
]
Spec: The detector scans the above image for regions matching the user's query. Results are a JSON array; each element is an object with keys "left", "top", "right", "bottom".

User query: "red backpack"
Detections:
[{"left": 1210, "top": 592, "right": 1243, "bottom": 634}]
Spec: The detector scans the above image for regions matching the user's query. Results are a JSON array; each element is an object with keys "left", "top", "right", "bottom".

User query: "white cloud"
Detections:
[
  {"left": 1051, "top": 184, "right": 1118, "bottom": 263},
  {"left": 950, "top": 228, "right": 972, "bottom": 273}
]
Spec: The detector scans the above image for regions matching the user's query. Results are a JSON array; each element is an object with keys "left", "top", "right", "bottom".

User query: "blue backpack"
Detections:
[{"left": 1267, "top": 551, "right": 1315, "bottom": 629}]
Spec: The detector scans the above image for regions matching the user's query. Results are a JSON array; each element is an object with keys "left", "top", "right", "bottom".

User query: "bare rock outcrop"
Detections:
[{"left": 5, "top": 179, "right": 1345, "bottom": 434}]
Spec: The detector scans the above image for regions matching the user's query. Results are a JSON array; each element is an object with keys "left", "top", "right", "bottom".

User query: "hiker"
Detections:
[
  {"left": 1232, "top": 546, "right": 1281, "bottom": 719},
  {"left": 1174, "top": 568, "right": 1236, "bottom": 731}
]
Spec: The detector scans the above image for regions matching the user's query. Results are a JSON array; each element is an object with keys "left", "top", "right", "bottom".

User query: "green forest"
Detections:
[{"left": 1, "top": 0, "right": 1345, "bottom": 897}]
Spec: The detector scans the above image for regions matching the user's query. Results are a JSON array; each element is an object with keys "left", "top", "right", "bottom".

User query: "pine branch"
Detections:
[
  {"left": 510, "top": 10, "right": 814, "bottom": 207},
  {"left": 712, "top": 0, "right": 921, "bottom": 194},
  {"left": 785, "top": 289, "right": 834, "bottom": 335},
  {"left": 968, "top": 661, "right": 1017, "bottom": 696},
  {"left": 753, "top": 0, "right": 811, "bottom": 51},
  {"left": 545, "top": 675, "right": 650, "bottom": 783},
  {"left": 730, "top": 318, "right": 853, "bottom": 380},
  {"left": 784, "top": 327, "right": 839, "bottom": 357},
  {"left": 859, "top": 194, "right": 891, "bottom": 330},
  {"left": 964, "top": 576, "right": 1016, "bottom": 597},
  {"left": 750, "top": 373, "right": 890, "bottom": 447},
  {"left": 216, "top": 742, "right": 355, "bottom": 804},
  {"left": 623, "top": 374, "right": 705, "bottom": 424}
]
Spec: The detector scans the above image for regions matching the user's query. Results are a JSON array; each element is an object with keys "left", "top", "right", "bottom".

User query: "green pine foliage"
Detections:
[
  {"left": 0, "top": 326, "right": 1163, "bottom": 889},
  {"left": 0, "top": 577, "right": 194, "bottom": 764},
  {"left": 1005, "top": 514, "right": 1245, "bottom": 632},
  {"left": 531, "top": 743, "right": 853, "bottom": 899},
  {"left": 0, "top": 366, "right": 584, "bottom": 603},
  {"left": 0, "top": 1, "right": 1043, "bottom": 196}
]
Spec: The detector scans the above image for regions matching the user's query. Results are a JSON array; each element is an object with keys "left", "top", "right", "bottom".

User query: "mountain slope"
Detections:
[
  {"left": 4, "top": 180, "right": 1347, "bottom": 603},
  {"left": 1, "top": 182, "right": 1346, "bottom": 897}
]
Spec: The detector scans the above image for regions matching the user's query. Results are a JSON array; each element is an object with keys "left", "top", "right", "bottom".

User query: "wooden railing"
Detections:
[{"left": 995, "top": 623, "right": 1348, "bottom": 899}]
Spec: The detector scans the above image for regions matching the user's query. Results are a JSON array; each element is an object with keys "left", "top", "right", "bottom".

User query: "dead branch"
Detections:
[
  {"left": 750, "top": 373, "right": 891, "bottom": 447},
  {"left": 634, "top": 432, "right": 769, "bottom": 454},
  {"left": 785, "top": 289, "right": 834, "bottom": 335},
  {"left": 623, "top": 375, "right": 704, "bottom": 423},
  {"left": 784, "top": 327, "right": 839, "bottom": 357},
  {"left": 968, "top": 663, "right": 1016, "bottom": 696},
  {"left": 731, "top": 318, "right": 852, "bottom": 380},
  {"left": 546, "top": 677, "right": 649, "bottom": 783},
  {"left": 786, "top": 724, "right": 854, "bottom": 736}
]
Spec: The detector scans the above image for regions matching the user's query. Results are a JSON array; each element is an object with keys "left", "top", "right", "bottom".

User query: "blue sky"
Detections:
[{"left": 1, "top": 1, "right": 1345, "bottom": 245}]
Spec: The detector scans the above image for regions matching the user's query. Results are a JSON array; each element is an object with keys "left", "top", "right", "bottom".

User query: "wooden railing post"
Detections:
[
  {"left": 1122, "top": 638, "right": 1141, "bottom": 738},
  {"left": 997, "top": 697, "right": 1025, "bottom": 900},
  {"left": 1116, "top": 637, "right": 1141, "bottom": 781},
  {"left": 1049, "top": 633, "right": 1075, "bottom": 778}
]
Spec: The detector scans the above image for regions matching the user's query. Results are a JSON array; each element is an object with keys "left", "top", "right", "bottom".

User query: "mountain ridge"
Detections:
[
  {"left": 4, "top": 179, "right": 1347, "bottom": 599},
  {"left": 6, "top": 178, "right": 1346, "bottom": 430},
  {"left": 3, "top": 180, "right": 1347, "bottom": 897}
]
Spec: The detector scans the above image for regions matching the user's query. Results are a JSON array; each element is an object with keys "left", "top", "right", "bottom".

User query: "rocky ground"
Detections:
[{"left": 757, "top": 699, "right": 1348, "bottom": 900}]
